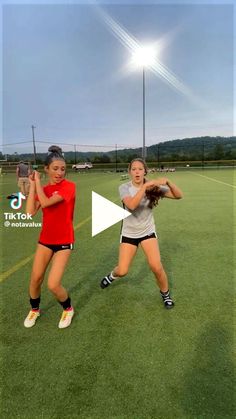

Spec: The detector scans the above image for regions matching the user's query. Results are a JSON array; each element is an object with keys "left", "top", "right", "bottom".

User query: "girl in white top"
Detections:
[{"left": 100, "top": 158, "right": 183, "bottom": 308}]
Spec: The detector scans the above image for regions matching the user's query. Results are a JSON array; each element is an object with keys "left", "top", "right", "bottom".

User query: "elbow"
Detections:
[
  {"left": 41, "top": 201, "right": 51, "bottom": 208},
  {"left": 40, "top": 199, "right": 50, "bottom": 209},
  {"left": 26, "top": 210, "right": 35, "bottom": 217},
  {"left": 25, "top": 205, "right": 31, "bottom": 215},
  {"left": 126, "top": 204, "right": 136, "bottom": 211},
  {"left": 123, "top": 201, "right": 135, "bottom": 211}
]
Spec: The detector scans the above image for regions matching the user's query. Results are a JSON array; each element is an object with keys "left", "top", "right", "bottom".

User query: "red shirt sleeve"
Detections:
[{"left": 58, "top": 181, "right": 75, "bottom": 202}]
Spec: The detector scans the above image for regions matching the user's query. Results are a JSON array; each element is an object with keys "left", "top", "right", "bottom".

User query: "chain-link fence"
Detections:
[{"left": 1, "top": 137, "right": 235, "bottom": 173}]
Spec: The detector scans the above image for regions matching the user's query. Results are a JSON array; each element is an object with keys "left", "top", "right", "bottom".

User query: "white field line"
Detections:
[{"left": 192, "top": 172, "right": 236, "bottom": 189}]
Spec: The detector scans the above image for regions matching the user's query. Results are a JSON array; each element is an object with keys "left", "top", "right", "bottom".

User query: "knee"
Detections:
[
  {"left": 30, "top": 272, "right": 43, "bottom": 286},
  {"left": 150, "top": 262, "right": 163, "bottom": 277},
  {"left": 47, "top": 281, "right": 60, "bottom": 295}
]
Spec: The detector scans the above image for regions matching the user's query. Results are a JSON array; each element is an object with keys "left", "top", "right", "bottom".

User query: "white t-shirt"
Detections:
[{"left": 119, "top": 181, "right": 169, "bottom": 238}]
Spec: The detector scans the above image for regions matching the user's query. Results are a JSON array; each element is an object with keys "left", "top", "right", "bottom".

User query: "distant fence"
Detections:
[
  {"left": 1, "top": 137, "right": 236, "bottom": 166},
  {"left": 1, "top": 159, "right": 235, "bottom": 174}
]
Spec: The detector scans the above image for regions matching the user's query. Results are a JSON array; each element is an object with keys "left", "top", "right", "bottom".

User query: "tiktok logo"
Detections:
[{"left": 10, "top": 192, "right": 26, "bottom": 210}]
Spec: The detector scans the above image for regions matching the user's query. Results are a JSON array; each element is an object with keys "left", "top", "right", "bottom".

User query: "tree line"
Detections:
[{"left": 1, "top": 136, "right": 235, "bottom": 164}]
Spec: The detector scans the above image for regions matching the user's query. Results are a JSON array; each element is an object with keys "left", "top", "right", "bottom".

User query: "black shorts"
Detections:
[
  {"left": 120, "top": 232, "right": 157, "bottom": 247},
  {"left": 38, "top": 242, "right": 74, "bottom": 252}
]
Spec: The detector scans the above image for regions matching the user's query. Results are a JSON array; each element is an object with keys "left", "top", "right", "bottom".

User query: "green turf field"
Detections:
[{"left": 0, "top": 169, "right": 235, "bottom": 418}]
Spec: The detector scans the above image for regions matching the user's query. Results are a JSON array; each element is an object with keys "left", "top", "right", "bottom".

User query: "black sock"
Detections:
[
  {"left": 59, "top": 297, "right": 71, "bottom": 310},
  {"left": 30, "top": 297, "right": 41, "bottom": 310}
]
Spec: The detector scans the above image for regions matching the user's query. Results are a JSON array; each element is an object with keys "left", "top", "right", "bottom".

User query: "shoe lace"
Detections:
[
  {"left": 29, "top": 311, "right": 37, "bottom": 320},
  {"left": 61, "top": 311, "right": 68, "bottom": 322}
]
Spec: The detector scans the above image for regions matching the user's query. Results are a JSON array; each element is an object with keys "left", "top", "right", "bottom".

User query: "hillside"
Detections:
[{"left": 2, "top": 136, "right": 236, "bottom": 163}]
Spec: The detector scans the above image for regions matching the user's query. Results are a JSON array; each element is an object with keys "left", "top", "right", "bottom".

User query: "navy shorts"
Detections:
[
  {"left": 120, "top": 232, "right": 157, "bottom": 247},
  {"left": 38, "top": 242, "right": 74, "bottom": 252}
]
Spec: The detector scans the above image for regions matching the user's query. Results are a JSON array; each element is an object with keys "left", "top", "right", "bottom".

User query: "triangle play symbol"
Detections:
[{"left": 92, "top": 191, "right": 131, "bottom": 237}]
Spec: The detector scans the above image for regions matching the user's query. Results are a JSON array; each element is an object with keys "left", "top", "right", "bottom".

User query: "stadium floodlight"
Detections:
[
  {"left": 131, "top": 45, "right": 157, "bottom": 160},
  {"left": 131, "top": 45, "right": 156, "bottom": 68}
]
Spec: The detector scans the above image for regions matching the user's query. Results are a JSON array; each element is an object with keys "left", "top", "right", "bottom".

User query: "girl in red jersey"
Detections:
[{"left": 24, "top": 146, "right": 76, "bottom": 329}]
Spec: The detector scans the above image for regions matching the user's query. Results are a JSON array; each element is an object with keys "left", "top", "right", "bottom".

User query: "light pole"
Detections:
[
  {"left": 132, "top": 46, "right": 156, "bottom": 161},
  {"left": 142, "top": 67, "right": 146, "bottom": 160}
]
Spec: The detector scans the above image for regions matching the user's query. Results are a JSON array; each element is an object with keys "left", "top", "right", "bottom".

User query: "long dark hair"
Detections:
[
  {"left": 45, "top": 145, "right": 65, "bottom": 166},
  {"left": 145, "top": 185, "right": 163, "bottom": 209}
]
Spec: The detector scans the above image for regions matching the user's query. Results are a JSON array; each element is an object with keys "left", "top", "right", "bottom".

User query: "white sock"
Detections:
[{"left": 110, "top": 271, "right": 118, "bottom": 280}]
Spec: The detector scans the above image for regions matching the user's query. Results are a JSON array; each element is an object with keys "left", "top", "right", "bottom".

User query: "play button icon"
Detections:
[{"left": 92, "top": 191, "right": 131, "bottom": 237}]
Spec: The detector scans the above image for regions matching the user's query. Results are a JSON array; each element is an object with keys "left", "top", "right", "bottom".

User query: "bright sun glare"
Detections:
[{"left": 131, "top": 46, "right": 157, "bottom": 67}]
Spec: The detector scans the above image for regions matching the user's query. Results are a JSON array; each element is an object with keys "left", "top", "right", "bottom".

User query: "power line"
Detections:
[{"left": 1, "top": 140, "right": 138, "bottom": 149}]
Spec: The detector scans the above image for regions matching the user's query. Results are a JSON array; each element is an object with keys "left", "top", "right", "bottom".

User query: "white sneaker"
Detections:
[
  {"left": 58, "top": 307, "right": 74, "bottom": 329},
  {"left": 24, "top": 310, "right": 40, "bottom": 328}
]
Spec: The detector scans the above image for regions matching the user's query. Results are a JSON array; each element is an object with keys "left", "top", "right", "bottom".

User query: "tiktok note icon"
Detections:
[{"left": 10, "top": 192, "right": 26, "bottom": 210}]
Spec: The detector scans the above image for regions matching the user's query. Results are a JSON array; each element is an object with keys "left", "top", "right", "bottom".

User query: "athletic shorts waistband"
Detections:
[
  {"left": 120, "top": 232, "right": 157, "bottom": 247},
  {"left": 38, "top": 242, "right": 74, "bottom": 252}
]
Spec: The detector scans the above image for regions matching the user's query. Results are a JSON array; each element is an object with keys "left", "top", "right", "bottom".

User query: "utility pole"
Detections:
[
  {"left": 31, "top": 125, "right": 37, "bottom": 165},
  {"left": 157, "top": 144, "right": 160, "bottom": 168},
  {"left": 202, "top": 140, "right": 205, "bottom": 170},
  {"left": 74, "top": 144, "right": 77, "bottom": 165}
]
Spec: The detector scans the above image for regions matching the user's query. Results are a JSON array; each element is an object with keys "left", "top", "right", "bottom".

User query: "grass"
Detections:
[{"left": 0, "top": 169, "right": 235, "bottom": 418}]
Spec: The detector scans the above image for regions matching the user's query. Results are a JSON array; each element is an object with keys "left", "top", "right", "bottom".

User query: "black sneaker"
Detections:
[
  {"left": 100, "top": 274, "right": 113, "bottom": 289},
  {"left": 160, "top": 290, "right": 174, "bottom": 309}
]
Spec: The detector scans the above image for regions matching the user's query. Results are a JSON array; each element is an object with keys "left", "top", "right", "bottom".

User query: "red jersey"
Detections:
[{"left": 37, "top": 179, "right": 76, "bottom": 244}]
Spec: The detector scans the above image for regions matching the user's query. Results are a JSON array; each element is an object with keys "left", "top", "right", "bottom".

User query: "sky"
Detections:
[{"left": 1, "top": 0, "right": 235, "bottom": 154}]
